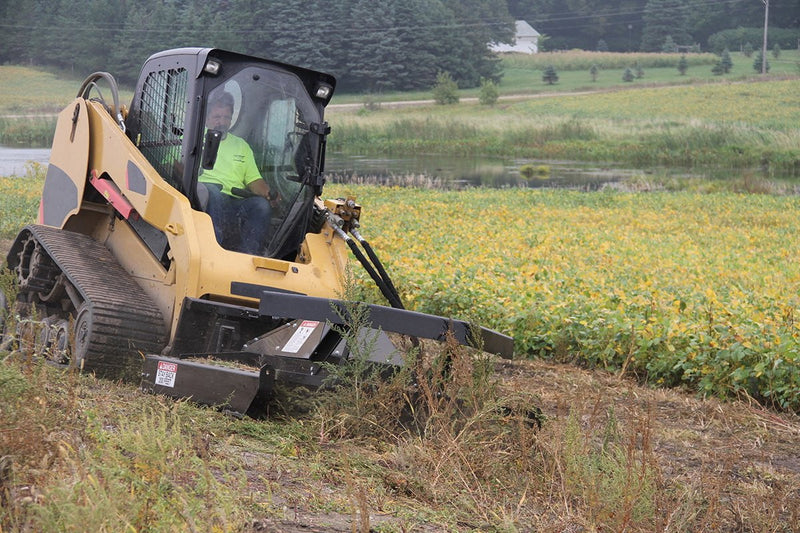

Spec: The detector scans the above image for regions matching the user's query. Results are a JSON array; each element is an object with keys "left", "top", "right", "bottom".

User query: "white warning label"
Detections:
[
  {"left": 155, "top": 361, "right": 178, "bottom": 388},
  {"left": 282, "top": 320, "right": 320, "bottom": 353}
]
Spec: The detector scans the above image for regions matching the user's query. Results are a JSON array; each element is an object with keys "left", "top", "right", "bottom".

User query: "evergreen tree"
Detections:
[
  {"left": 344, "top": 0, "right": 406, "bottom": 93},
  {"left": 743, "top": 42, "right": 754, "bottom": 57},
  {"left": 393, "top": 0, "right": 443, "bottom": 90},
  {"left": 719, "top": 49, "right": 733, "bottom": 73},
  {"left": 661, "top": 35, "right": 677, "bottom": 53},
  {"left": 542, "top": 65, "right": 558, "bottom": 85},
  {"left": 622, "top": 67, "right": 635, "bottom": 82},
  {"left": 590, "top": 64, "right": 599, "bottom": 82},
  {"left": 0, "top": 0, "right": 516, "bottom": 93},
  {"left": 772, "top": 44, "right": 781, "bottom": 59},
  {"left": 677, "top": 55, "right": 688, "bottom": 75},
  {"left": 753, "top": 51, "right": 770, "bottom": 73}
]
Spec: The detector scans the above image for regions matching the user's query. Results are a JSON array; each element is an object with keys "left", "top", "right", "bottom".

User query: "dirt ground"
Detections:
[{"left": 239, "top": 358, "right": 800, "bottom": 532}]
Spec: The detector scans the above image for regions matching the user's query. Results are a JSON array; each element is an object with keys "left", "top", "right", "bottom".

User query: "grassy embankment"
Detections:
[
  {"left": 0, "top": 65, "right": 133, "bottom": 146},
  {"left": 328, "top": 50, "right": 800, "bottom": 179}
]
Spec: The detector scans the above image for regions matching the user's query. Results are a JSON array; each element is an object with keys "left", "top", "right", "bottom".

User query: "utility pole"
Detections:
[{"left": 761, "top": 0, "right": 769, "bottom": 74}]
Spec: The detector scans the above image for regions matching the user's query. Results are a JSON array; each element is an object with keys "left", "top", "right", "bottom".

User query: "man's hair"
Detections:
[{"left": 209, "top": 91, "right": 235, "bottom": 112}]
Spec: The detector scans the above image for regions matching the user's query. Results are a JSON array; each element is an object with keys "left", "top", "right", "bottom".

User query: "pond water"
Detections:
[
  {"left": 0, "top": 146, "right": 51, "bottom": 176},
  {"left": 0, "top": 145, "right": 780, "bottom": 191},
  {"left": 324, "top": 153, "right": 645, "bottom": 190}
]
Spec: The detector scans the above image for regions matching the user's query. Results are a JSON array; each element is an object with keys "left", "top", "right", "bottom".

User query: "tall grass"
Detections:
[
  {"left": 2, "top": 338, "right": 797, "bottom": 531},
  {"left": 0, "top": 359, "right": 248, "bottom": 531},
  {"left": 0, "top": 118, "right": 56, "bottom": 147}
]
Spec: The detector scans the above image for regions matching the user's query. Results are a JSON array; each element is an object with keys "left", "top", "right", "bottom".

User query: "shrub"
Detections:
[
  {"left": 432, "top": 71, "right": 459, "bottom": 105},
  {"left": 478, "top": 78, "right": 499, "bottom": 106}
]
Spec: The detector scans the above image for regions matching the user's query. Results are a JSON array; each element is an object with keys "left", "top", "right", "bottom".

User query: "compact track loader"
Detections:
[{"left": 1, "top": 48, "right": 512, "bottom": 416}]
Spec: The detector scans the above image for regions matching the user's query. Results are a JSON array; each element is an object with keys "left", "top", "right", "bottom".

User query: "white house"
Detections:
[{"left": 489, "top": 20, "right": 540, "bottom": 54}]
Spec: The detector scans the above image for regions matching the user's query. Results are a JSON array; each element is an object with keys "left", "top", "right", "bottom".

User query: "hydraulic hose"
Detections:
[
  {"left": 350, "top": 228, "right": 404, "bottom": 309},
  {"left": 77, "top": 72, "right": 126, "bottom": 133},
  {"left": 328, "top": 219, "right": 405, "bottom": 309}
]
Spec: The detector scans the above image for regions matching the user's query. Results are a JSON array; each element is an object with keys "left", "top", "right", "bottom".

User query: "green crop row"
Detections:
[{"left": 330, "top": 184, "right": 800, "bottom": 411}]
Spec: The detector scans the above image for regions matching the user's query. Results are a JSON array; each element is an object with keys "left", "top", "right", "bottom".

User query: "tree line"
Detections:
[
  {"left": 0, "top": 0, "right": 798, "bottom": 93},
  {"left": 0, "top": 0, "right": 513, "bottom": 92},
  {"left": 508, "top": 0, "right": 799, "bottom": 53}
]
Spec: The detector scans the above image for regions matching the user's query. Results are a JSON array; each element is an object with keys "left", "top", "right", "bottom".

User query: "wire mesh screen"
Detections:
[{"left": 137, "top": 68, "right": 188, "bottom": 189}]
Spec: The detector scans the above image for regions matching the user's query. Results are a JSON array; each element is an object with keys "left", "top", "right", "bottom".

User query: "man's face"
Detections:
[{"left": 206, "top": 104, "right": 233, "bottom": 133}]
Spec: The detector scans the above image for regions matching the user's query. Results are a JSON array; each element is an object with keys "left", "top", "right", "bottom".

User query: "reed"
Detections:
[{"left": 0, "top": 117, "right": 56, "bottom": 147}]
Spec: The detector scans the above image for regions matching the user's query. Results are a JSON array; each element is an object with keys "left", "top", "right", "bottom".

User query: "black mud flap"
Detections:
[{"left": 141, "top": 355, "right": 274, "bottom": 417}]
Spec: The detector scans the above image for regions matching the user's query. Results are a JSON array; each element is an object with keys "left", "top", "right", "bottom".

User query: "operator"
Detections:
[{"left": 199, "top": 91, "right": 275, "bottom": 255}]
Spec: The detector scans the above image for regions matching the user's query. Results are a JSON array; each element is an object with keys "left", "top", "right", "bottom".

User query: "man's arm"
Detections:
[{"left": 246, "top": 178, "right": 271, "bottom": 199}]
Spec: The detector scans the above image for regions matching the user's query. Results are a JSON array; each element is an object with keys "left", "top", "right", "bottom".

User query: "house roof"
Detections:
[
  {"left": 489, "top": 20, "right": 540, "bottom": 54},
  {"left": 515, "top": 20, "right": 540, "bottom": 38}
]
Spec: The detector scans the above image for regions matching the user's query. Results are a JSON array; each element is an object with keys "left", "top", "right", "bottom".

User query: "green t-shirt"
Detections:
[{"left": 199, "top": 133, "right": 261, "bottom": 195}]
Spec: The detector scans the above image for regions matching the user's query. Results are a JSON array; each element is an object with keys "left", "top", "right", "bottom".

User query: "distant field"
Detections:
[
  {"left": 333, "top": 49, "right": 800, "bottom": 104},
  {"left": 0, "top": 66, "right": 134, "bottom": 114}
]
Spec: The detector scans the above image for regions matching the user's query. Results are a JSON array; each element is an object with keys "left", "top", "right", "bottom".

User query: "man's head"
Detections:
[{"left": 206, "top": 91, "right": 235, "bottom": 133}]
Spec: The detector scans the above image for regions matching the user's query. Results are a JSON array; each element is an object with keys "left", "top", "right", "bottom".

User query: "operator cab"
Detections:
[{"left": 125, "top": 48, "right": 335, "bottom": 261}]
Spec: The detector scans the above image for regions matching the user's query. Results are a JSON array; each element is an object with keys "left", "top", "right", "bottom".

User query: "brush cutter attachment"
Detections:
[{"left": 141, "top": 291, "right": 513, "bottom": 416}]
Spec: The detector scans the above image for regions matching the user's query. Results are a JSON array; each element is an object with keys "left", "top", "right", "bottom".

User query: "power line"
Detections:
[{"left": 0, "top": 0, "right": 783, "bottom": 37}]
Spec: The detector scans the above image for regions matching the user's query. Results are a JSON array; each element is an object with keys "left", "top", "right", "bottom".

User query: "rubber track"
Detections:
[{"left": 23, "top": 224, "right": 167, "bottom": 381}]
